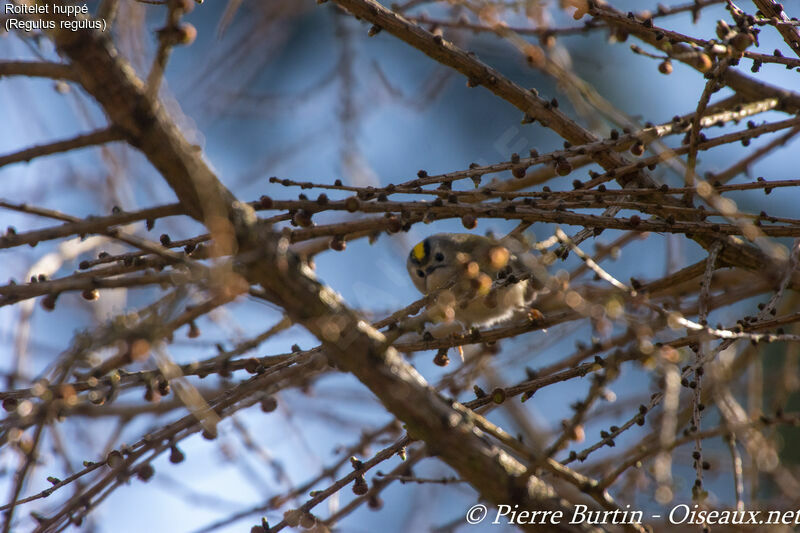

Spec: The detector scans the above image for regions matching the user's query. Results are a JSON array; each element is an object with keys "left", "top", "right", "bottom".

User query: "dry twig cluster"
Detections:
[{"left": 1, "top": 0, "right": 800, "bottom": 531}]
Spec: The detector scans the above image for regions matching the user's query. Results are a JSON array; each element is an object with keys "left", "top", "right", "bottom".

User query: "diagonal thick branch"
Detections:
[
  {"left": 240, "top": 222, "right": 603, "bottom": 533},
  {"left": 45, "top": 17, "right": 234, "bottom": 221},
  {"left": 39, "top": 14, "right": 604, "bottom": 532}
]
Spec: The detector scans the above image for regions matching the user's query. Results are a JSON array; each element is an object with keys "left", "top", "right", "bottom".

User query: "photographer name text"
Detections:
[{"left": 465, "top": 503, "right": 800, "bottom": 527}]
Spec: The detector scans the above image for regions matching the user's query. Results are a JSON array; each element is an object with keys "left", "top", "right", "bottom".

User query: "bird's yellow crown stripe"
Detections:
[{"left": 412, "top": 241, "right": 426, "bottom": 261}]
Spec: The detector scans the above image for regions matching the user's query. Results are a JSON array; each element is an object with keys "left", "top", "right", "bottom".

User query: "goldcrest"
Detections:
[{"left": 406, "top": 233, "right": 543, "bottom": 328}]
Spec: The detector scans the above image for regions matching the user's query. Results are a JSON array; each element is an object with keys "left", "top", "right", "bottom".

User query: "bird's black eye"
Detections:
[
  {"left": 416, "top": 269, "right": 425, "bottom": 278},
  {"left": 434, "top": 252, "right": 444, "bottom": 262}
]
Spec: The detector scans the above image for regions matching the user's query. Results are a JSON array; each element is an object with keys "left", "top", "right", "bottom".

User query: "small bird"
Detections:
[{"left": 406, "top": 233, "right": 544, "bottom": 330}]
